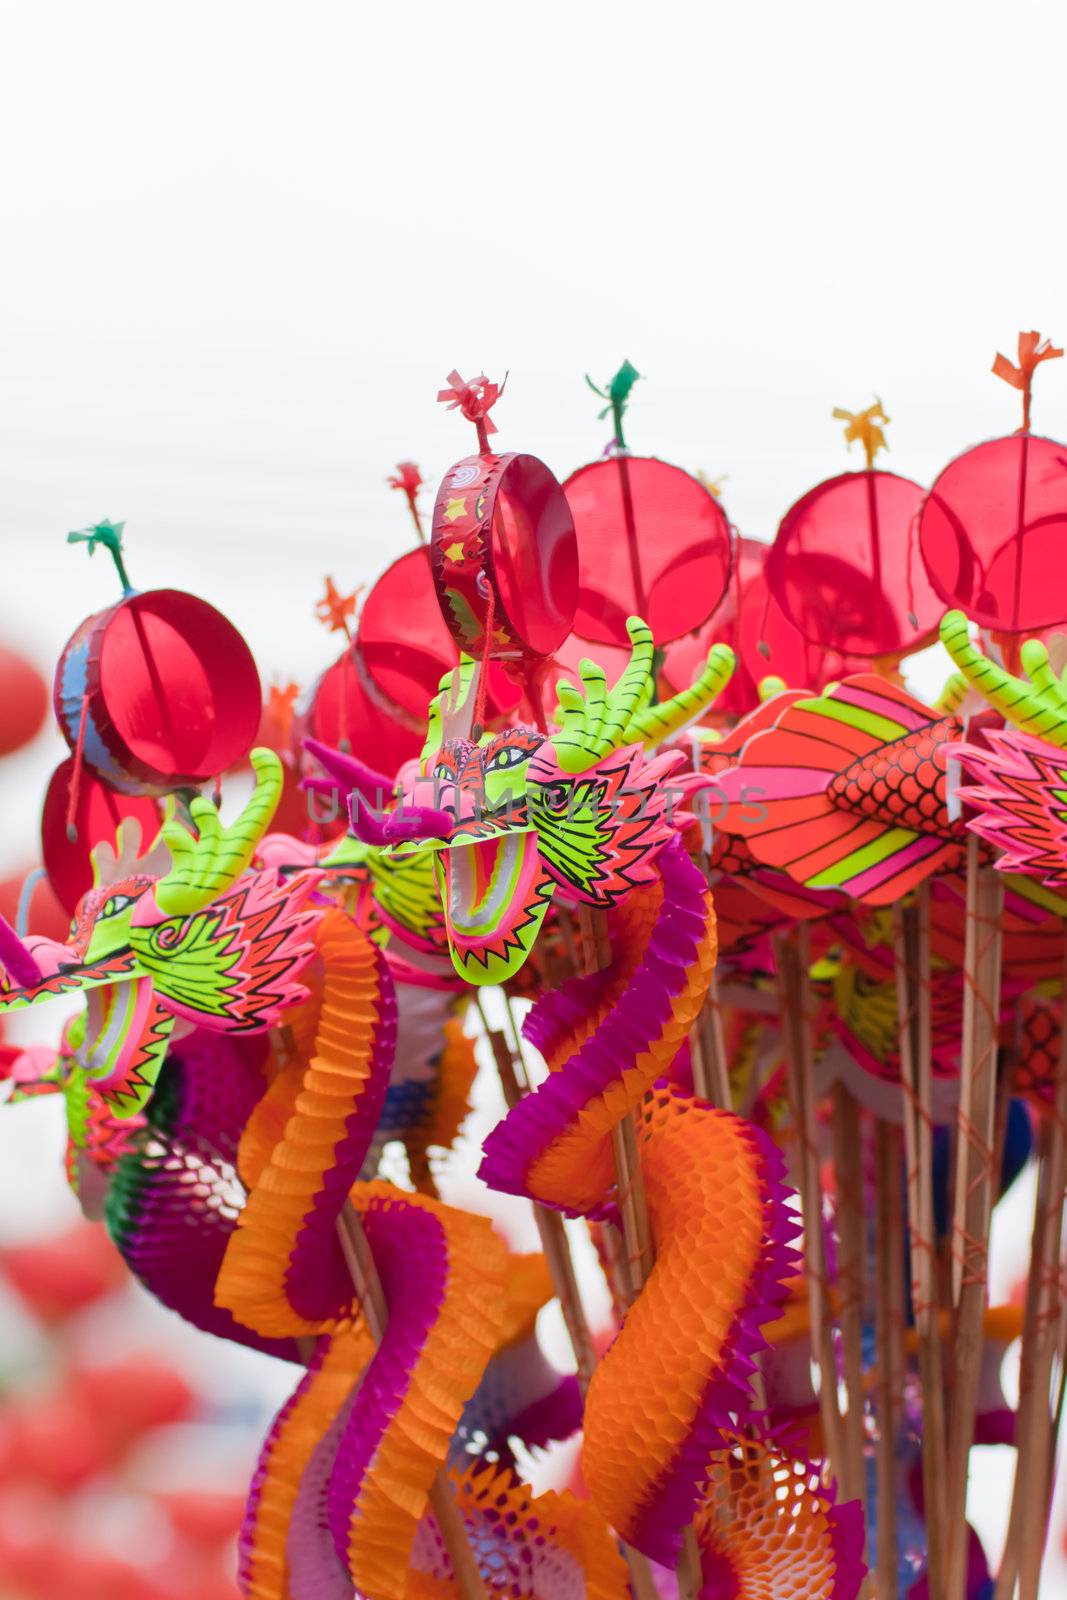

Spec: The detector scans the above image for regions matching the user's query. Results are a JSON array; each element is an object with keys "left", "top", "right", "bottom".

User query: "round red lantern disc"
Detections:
[
  {"left": 918, "top": 434, "right": 1067, "bottom": 633},
  {"left": 564, "top": 456, "right": 732, "bottom": 648},
  {"left": 356, "top": 547, "right": 522, "bottom": 726},
  {"left": 295, "top": 648, "right": 424, "bottom": 785},
  {"left": 41, "top": 758, "right": 162, "bottom": 916},
  {"left": 766, "top": 470, "right": 936, "bottom": 658},
  {"left": 664, "top": 537, "right": 866, "bottom": 712},
  {"left": 431, "top": 454, "right": 578, "bottom": 664},
  {"left": 0, "top": 646, "right": 48, "bottom": 756},
  {"left": 54, "top": 590, "right": 261, "bottom": 795}
]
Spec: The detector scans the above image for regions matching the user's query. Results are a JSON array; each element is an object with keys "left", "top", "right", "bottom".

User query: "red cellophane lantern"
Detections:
[
  {"left": 41, "top": 758, "right": 162, "bottom": 915},
  {"left": 55, "top": 523, "right": 261, "bottom": 795},
  {"left": 766, "top": 401, "right": 940, "bottom": 660},
  {"left": 565, "top": 363, "right": 731, "bottom": 648},
  {"left": 663, "top": 536, "right": 866, "bottom": 712},
  {"left": 357, "top": 546, "right": 523, "bottom": 727},
  {"left": 0, "top": 645, "right": 48, "bottom": 756},
  {"left": 919, "top": 333, "right": 1067, "bottom": 633}
]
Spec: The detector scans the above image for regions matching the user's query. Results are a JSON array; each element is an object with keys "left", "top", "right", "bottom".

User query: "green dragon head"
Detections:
[
  {"left": 0, "top": 750, "right": 316, "bottom": 1117},
  {"left": 361, "top": 620, "right": 734, "bottom": 984}
]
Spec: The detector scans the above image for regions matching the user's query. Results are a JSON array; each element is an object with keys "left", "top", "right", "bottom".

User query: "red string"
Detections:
[
  {"left": 472, "top": 584, "right": 496, "bottom": 734},
  {"left": 65, "top": 693, "right": 90, "bottom": 842}
]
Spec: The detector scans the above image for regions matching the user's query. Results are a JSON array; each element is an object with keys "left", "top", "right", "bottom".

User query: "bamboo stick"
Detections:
[
  {"left": 577, "top": 903, "right": 695, "bottom": 1598},
  {"left": 993, "top": 1120, "right": 1051, "bottom": 1600},
  {"left": 774, "top": 926, "right": 846, "bottom": 1476},
  {"left": 874, "top": 1119, "right": 905, "bottom": 1599},
  {"left": 1016, "top": 941, "right": 1067, "bottom": 1599},
  {"left": 478, "top": 994, "right": 599, "bottom": 1390},
  {"left": 692, "top": 967, "right": 732, "bottom": 1109},
  {"left": 335, "top": 1202, "right": 488, "bottom": 1599},
  {"left": 894, "top": 886, "right": 947, "bottom": 1594},
  {"left": 475, "top": 991, "right": 659, "bottom": 1600},
  {"left": 945, "top": 838, "right": 1004, "bottom": 1600},
  {"left": 830, "top": 1081, "right": 868, "bottom": 1520}
]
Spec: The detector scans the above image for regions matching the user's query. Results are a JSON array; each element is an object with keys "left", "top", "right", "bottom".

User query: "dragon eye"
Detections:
[
  {"left": 100, "top": 894, "right": 132, "bottom": 920},
  {"left": 488, "top": 745, "right": 529, "bottom": 772}
]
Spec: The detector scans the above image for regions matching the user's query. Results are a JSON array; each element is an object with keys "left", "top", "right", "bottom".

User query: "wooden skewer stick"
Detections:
[
  {"left": 478, "top": 993, "right": 599, "bottom": 1391},
  {"left": 576, "top": 904, "right": 699, "bottom": 1600},
  {"left": 334, "top": 1201, "right": 489, "bottom": 1599},
  {"left": 689, "top": 848, "right": 731, "bottom": 1112},
  {"left": 774, "top": 926, "right": 846, "bottom": 1477},
  {"left": 993, "top": 1115, "right": 1052, "bottom": 1600},
  {"left": 692, "top": 966, "right": 732, "bottom": 1109},
  {"left": 1045, "top": 1226, "right": 1067, "bottom": 1536},
  {"left": 1016, "top": 938, "right": 1067, "bottom": 1600},
  {"left": 830, "top": 1081, "right": 868, "bottom": 1521},
  {"left": 475, "top": 991, "right": 659, "bottom": 1600},
  {"left": 893, "top": 886, "right": 947, "bottom": 1595},
  {"left": 945, "top": 838, "right": 1004, "bottom": 1600},
  {"left": 873, "top": 1119, "right": 905, "bottom": 1599},
  {"left": 608, "top": 1097, "right": 690, "bottom": 1600}
]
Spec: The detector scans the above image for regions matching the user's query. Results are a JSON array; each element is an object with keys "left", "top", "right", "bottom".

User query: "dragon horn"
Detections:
[
  {"left": 153, "top": 749, "right": 285, "bottom": 918},
  {"left": 0, "top": 915, "right": 44, "bottom": 988},
  {"left": 612, "top": 617, "right": 656, "bottom": 718},
  {"left": 302, "top": 737, "right": 395, "bottom": 806},
  {"left": 933, "top": 670, "right": 969, "bottom": 716},
  {"left": 940, "top": 610, "right": 1067, "bottom": 747},
  {"left": 627, "top": 642, "right": 736, "bottom": 749},
  {"left": 348, "top": 793, "right": 452, "bottom": 848},
  {"left": 238, "top": 749, "right": 284, "bottom": 845}
]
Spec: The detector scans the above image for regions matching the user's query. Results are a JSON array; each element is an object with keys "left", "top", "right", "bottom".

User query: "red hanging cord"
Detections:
[
  {"left": 65, "top": 693, "right": 90, "bottom": 842},
  {"left": 472, "top": 584, "right": 496, "bottom": 734}
]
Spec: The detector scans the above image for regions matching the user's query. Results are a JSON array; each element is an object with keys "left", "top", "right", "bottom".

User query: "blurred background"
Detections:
[{"left": 2, "top": 1, "right": 1066, "bottom": 1592}]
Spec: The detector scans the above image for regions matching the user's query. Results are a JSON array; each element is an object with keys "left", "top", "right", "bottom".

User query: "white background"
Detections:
[{"left": 2, "top": 1, "right": 1066, "bottom": 1591}]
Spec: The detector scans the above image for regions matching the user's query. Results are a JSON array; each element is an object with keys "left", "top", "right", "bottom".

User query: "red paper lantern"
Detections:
[
  {"left": 431, "top": 454, "right": 578, "bottom": 664},
  {"left": 356, "top": 547, "right": 522, "bottom": 725},
  {"left": 54, "top": 590, "right": 261, "bottom": 795},
  {"left": 295, "top": 648, "right": 424, "bottom": 785},
  {"left": 0, "top": 645, "right": 48, "bottom": 756},
  {"left": 158, "top": 1490, "right": 244, "bottom": 1547},
  {"left": 766, "top": 471, "right": 936, "bottom": 659},
  {"left": 74, "top": 1358, "right": 194, "bottom": 1443},
  {"left": 41, "top": 758, "right": 163, "bottom": 916},
  {"left": 565, "top": 456, "right": 732, "bottom": 648},
  {"left": 0, "top": 1223, "right": 126, "bottom": 1324},
  {"left": 663, "top": 537, "right": 866, "bottom": 712},
  {"left": 918, "top": 434, "right": 1067, "bottom": 632},
  {"left": 19, "top": 1392, "right": 110, "bottom": 1491}
]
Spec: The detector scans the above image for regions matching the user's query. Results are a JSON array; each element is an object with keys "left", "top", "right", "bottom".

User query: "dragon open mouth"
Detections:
[
  {"left": 437, "top": 829, "right": 553, "bottom": 983},
  {"left": 77, "top": 972, "right": 173, "bottom": 1114},
  {"left": 82, "top": 977, "right": 138, "bottom": 1073},
  {"left": 443, "top": 832, "right": 537, "bottom": 936}
]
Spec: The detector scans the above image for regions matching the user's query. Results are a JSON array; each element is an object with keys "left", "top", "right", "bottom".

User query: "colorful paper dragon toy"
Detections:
[
  {"left": 22, "top": 343, "right": 1067, "bottom": 1600},
  {"left": 346, "top": 618, "right": 736, "bottom": 985},
  {"left": 342, "top": 616, "right": 865, "bottom": 1586},
  {"left": 0, "top": 749, "right": 316, "bottom": 1144}
]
